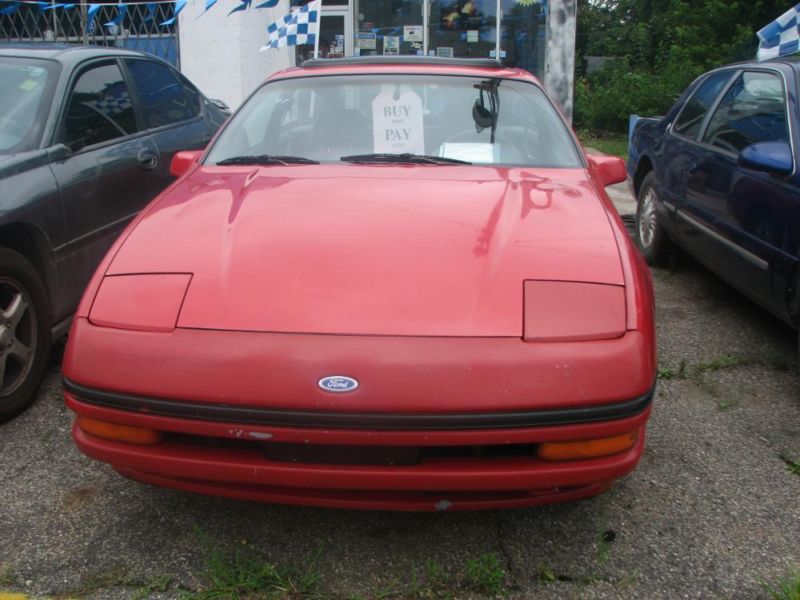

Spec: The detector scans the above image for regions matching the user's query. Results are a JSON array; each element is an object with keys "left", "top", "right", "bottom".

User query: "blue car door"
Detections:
[
  {"left": 680, "top": 68, "right": 794, "bottom": 314},
  {"left": 661, "top": 70, "right": 734, "bottom": 255}
]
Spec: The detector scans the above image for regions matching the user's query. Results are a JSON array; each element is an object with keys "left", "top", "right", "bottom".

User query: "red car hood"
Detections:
[{"left": 107, "top": 165, "right": 623, "bottom": 336}]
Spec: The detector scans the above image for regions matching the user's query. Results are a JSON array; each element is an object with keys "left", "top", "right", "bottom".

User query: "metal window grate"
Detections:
[{"left": 0, "top": 1, "right": 179, "bottom": 66}]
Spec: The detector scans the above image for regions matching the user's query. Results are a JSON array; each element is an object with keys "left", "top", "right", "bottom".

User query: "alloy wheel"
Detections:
[
  {"left": 639, "top": 188, "right": 658, "bottom": 249},
  {"left": 0, "top": 278, "right": 37, "bottom": 398}
]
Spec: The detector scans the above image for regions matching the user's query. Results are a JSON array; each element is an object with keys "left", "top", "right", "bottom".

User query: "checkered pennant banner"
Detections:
[
  {"left": 260, "top": 0, "right": 319, "bottom": 51},
  {"left": 85, "top": 90, "right": 133, "bottom": 116},
  {"left": 757, "top": 3, "right": 800, "bottom": 61}
]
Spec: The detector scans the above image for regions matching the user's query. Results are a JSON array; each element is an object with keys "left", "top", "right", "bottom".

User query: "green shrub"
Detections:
[{"left": 574, "top": 59, "right": 704, "bottom": 133}]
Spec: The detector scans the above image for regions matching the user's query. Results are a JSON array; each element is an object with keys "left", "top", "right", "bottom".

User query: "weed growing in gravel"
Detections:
[
  {"left": 407, "top": 559, "right": 451, "bottom": 598},
  {"left": 185, "top": 547, "right": 322, "bottom": 600},
  {"left": 786, "top": 460, "right": 800, "bottom": 476},
  {"left": 65, "top": 565, "right": 135, "bottom": 598},
  {"left": 657, "top": 367, "right": 675, "bottom": 380},
  {"left": 0, "top": 564, "right": 14, "bottom": 585},
  {"left": 132, "top": 574, "right": 172, "bottom": 600},
  {"left": 764, "top": 571, "right": 800, "bottom": 600},
  {"left": 537, "top": 564, "right": 557, "bottom": 584},
  {"left": 691, "top": 353, "right": 748, "bottom": 381},
  {"left": 691, "top": 352, "right": 796, "bottom": 383},
  {"left": 464, "top": 553, "right": 506, "bottom": 596}
]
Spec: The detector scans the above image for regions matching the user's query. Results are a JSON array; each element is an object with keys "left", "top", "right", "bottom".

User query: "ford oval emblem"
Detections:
[{"left": 318, "top": 376, "right": 359, "bottom": 393}]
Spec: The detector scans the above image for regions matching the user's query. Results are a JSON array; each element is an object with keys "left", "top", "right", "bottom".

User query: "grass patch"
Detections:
[
  {"left": 185, "top": 548, "right": 322, "bottom": 600},
  {"left": 577, "top": 129, "right": 629, "bottom": 161},
  {"left": 786, "top": 460, "right": 800, "bottom": 477},
  {"left": 132, "top": 575, "right": 172, "bottom": 600},
  {"left": 687, "top": 352, "right": 795, "bottom": 385},
  {"left": 0, "top": 565, "right": 14, "bottom": 585},
  {"left": 536, "top": 564, "right": 557, "bottom": 584},
  {"left": 657, "top": 367, "right": 674, "bottom": 380},
  {"left": 464, "top": 553, "right": 506, "bottom": 596},
  {"left": 765, "top": 571, "right": 800, "bottom": 600},
  {"left": 403, "top": 559, "right": 452, "bottom": 599}
]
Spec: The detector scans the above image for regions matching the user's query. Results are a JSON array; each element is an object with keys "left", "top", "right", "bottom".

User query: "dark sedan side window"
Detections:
[
  {"left": 62, "top": 62, "right": 139, "bottom": 152},
  {"left": 702, "top": 71, "right": 789, "bottom": 154},
  {"left": 673, "top": 71, "right": 732, "bottom": 140},
  {"left": 125, "top": 59, "right": 201, "bottom": 128}
]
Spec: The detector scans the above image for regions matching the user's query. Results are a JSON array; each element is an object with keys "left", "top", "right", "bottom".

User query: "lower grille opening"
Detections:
[{"left": 164, "top": 433, "right": 538, "bottom": 466}]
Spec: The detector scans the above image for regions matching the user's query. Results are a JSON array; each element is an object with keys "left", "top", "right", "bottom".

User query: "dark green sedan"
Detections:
[{"left": 0, "top": 43, "right": 227, "bottom": 421}]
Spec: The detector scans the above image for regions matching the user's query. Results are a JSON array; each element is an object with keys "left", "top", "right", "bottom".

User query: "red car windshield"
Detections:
[
  {"left": 0, "top": 57, "right": 57, "bottom": 154},
  {"left": 206, "top": 74, "right": 582, "bottom": 168}
]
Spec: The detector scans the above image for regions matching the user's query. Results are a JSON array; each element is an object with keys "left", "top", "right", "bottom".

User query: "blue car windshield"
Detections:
[{"left": 0, "top": 57, "right": 57, "bottom": 154}]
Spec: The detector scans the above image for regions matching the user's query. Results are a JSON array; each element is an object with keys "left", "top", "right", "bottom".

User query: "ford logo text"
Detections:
[{"left": 318, "top": 376, "right": 359, "bottom": 393}]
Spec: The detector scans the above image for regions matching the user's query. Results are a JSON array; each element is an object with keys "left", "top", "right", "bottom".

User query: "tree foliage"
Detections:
[{"left": 574, "top": 0, "right": 798, "bottom": 131}]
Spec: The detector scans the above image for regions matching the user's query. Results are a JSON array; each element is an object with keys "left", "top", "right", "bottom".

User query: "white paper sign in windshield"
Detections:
[
  {"left": 372, "top": 87, "right": 425, "bottom": 154},
  {"left": 439, "top": 143, "right": 495, "bottom": 163}
]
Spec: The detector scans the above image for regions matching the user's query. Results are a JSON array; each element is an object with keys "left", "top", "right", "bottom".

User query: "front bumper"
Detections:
[
  {"left": 64, "top": 318, "right": 655, "bottom": 510},
  {"left": 66, "top": 386, "right": 652, "bottom": 511}
]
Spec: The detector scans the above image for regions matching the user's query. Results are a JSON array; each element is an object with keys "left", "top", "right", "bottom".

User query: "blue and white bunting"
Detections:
[
  {"left": 260, "top": 0, "right": 319, "bottom": 51},
  {"left": 757, "top": 3, "right": 800, "bottom": 61},
  {"left": 0, "top": 0, "right": 293, "bottom": 30},
  {"left": 159, "top": 0, "right": 184, "bottom": 25}
]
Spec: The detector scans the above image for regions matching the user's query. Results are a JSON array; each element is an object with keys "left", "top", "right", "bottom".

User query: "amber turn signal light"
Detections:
[
  {"left": 77, "top": 416, "right": 163, "bottom": 446},
  {"left": 537, "top": 430, "right": 639, "bottom": 461}
]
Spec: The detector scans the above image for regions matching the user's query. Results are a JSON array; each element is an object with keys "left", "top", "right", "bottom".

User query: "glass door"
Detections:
[{"left": 296, "top": 8, "right": 353, "bottom": 62}]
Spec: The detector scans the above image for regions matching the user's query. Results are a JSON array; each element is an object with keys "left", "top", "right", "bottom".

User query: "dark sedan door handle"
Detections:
[{"left": 138, "top": 150, "right": 159, "bottom": 171}]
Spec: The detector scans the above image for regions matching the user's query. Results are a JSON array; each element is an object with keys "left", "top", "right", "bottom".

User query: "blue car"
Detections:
[{"left": 628, "top": 57, "right": 800, "bottom": 337}]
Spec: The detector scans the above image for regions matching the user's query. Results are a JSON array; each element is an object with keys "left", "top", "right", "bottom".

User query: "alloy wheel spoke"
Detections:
[
  {"left": 8, "top": 338, "right": 32, "bottom": 364},
  {"left": 0, "top": 352, "right": 7, "bottom": 391},
  {"left": 3, "top": 293, "right": 28, "bottom": 331}
]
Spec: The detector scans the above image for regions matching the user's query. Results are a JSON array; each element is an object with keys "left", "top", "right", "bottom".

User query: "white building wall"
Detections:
[{"left": 178, "top": 0, "right": 295, "bottom": 109}]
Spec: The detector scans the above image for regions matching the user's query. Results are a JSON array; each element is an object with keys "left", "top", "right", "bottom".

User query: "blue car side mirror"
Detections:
[{"left": 738, "top": 142, "right": 794, "bottom": 176}]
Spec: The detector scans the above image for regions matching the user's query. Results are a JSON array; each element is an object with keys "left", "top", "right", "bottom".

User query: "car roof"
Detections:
[
  {"left": 271, "top": 56, "right": 536, "bottom": 83},
  {"left": 711, "top": 55, "right": 800, "bottom": 73},
  {"left": 0, "top": 43, "right": 147, "bottom": 65}
]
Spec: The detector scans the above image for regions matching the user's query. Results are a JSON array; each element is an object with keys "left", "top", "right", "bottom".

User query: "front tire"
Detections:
[
  {"left": 0, "top": 248, "right": 50, "bottom": 423},
  {"left": 635, "top": 172, "right": 675, "bottom": 267}
]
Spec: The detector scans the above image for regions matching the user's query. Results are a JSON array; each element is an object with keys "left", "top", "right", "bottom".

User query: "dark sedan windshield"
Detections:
[
  {"left": 206, "top": 74, "right": 582, "bottom": 168},
  {"left": 0, "top": 57, "right": 58, "bottom": 154}
]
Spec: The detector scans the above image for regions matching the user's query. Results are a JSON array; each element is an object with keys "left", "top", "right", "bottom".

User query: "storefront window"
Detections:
[
  {"left": 356, "top": 0, "right": 424, "bottom": 55},
  {"left": 501, "top": 0, "right": 546, "bottom": 74},
  {"left": 292, "top": 0, "right": 546, "bottom": 74},
  {"left": 427, "top": 0, "right": 497, "bottom": 59}
]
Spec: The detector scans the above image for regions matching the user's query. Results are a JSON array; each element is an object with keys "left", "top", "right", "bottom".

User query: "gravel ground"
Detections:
[{"left": 1, "top": 185, "right": 799, "bottom": 599}]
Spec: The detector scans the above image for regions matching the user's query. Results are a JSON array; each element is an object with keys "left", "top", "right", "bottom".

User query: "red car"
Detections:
[{"left": 63, "top": 57, "right": 656, "bottom": 511}]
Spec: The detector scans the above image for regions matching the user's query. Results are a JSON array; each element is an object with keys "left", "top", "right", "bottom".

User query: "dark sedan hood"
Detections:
[{"left": 107, "top": 164, "right": 624, "bottom": 337}]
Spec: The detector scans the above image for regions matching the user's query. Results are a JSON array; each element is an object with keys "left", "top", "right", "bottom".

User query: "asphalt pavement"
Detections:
[{"left": 1, "top": 184, "right": 799, "bottom": 599}]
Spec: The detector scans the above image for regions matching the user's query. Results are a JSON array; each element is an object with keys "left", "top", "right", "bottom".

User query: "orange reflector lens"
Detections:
[
  {"left": 538, "top": 430, "right": 639, "bottom": 462},
  {"left": 77, "top": 416, "right": 162, "bottom": 446}
]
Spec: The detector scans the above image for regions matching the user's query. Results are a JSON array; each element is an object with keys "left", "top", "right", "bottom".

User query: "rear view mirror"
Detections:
[
  {"left": 169, "top": 150, "right": 203, "bottom": 178},
  {"left": 588, "top": 154, "right": 627, "bottom": 187},
  {"left": 739, "top": 142, "right": 793, "bottom": 176}
]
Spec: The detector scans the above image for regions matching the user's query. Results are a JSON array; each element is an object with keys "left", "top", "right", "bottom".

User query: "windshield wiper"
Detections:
[
  {"left": 340, "top": 153, "right": 471, "bottom": 165},
  {"left": 216, "top": 155, "right": 319, "bottom": 166}
]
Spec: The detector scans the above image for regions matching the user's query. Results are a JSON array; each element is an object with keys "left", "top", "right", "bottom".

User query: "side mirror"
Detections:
[
  {"left": 46, "top": 143, "right": 73, "bottom": 161},
  {"left": 738, "top": 142, "right": 793, "bottom": 176},
  {"left": 588, "top": 154, "right": 627, "bottom": 187},
  {"left": 169, "top": 150, "right": 203, "bottom": 178}
]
